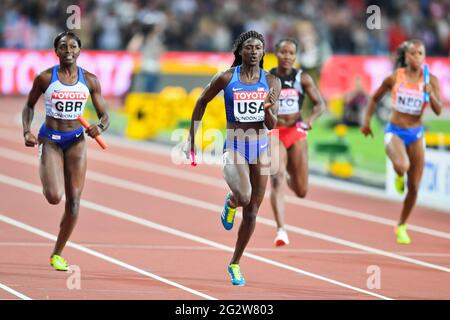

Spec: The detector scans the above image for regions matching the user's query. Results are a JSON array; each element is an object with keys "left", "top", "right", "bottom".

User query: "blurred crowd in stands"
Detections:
[{"left": 1, "top": 0, "right": 449, "bottom": 79}]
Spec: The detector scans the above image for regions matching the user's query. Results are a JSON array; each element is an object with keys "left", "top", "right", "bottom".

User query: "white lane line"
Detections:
[
  {"left": 0, "top": 242, "right": 449, "bottom": 257},
  {"left": 0, "top": 242, "right": 446, "bottom": 258},
  {"left": 1, "top": 120, "right": 449, "bottom": 212},
  {"left": 100, "top": 131, "right": 450, "bottom": 211},
  {"left": 0, "top": 148, "right": 449, "bottom": 274},
  {"left": 89, "top": 148, "right": 450, "bottom": 239},
  {"left": 84, "top": 172, "right": 450, "bottom": 274},
  {"left": 0, "top": 214, "right": 217, "bottom": 300},
  {"left": 287, "top": 197, "right": 450, "bottom": 239},
  {"left": 62, "top": 150, "right": 450, "bottom": 237},
  {"left": 0, "top": 131, "right": 448, "bottom": 241},
  {"left": 87, "top": 149, "right": 450, "bottom": 238},
  {"left": 0, "top": 283, "right": 32, "bottom": 300},
  {"left": 0, "top": 176, "right": 391, "bottom": 300}
]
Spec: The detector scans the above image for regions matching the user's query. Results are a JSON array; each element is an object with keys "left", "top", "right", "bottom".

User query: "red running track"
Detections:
[{"left": 0, "top": 98, "right": 449, "bottom": 300}]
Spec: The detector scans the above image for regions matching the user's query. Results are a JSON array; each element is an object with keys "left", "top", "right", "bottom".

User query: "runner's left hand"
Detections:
[
  {"left": 297, "top": 121, "right": 312, "bottom": 131},
  {"left": 264, "top": 87, "right": 276, "bottom": 109},
  {"left": 86, "top": 124, "right": 102, "bottom": 138}
]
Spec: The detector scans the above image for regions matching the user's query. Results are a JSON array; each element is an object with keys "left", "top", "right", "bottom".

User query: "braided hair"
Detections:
[
  {"left": 54, "top": 31, "right": 82, "bottom": 50},
  {"left": 231, "top": 30, "right": 265, "bottom": 68},
  {"left": 394, "top": 39, "right": 424, "bottom": 69}
]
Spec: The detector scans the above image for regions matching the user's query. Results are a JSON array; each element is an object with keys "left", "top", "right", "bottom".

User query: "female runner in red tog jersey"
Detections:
[
  {"left": 269, "top": 39, "right": 326, "bottom": 246},
  {"left": 361, "top": 39, "right": 442, "bottom": 244}
]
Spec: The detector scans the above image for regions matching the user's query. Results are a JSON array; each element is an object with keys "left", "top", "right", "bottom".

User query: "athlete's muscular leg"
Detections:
[
  {"left": 39, "top": 140, "right": 64, "bottom": 204},
  {"left": 52, "top": 138, "right": 87, "bottom": 256},
  {"left": 399, "top": 138, "right": 425, "bottom": 225},
  {"left": 223, "top": 150, "right": 252, "bottom": 208},
  {"left": 286, "top": 138, "right": 309, "bottom": 198},
  {"left": 385, "top": 134, "right": 410, "bottom": 176},
  {"left": 230, "top": 151, "right": 269, "bottom": 264},
  {"left": 270, "top": 136, "right": 288, "bottom": 229}
]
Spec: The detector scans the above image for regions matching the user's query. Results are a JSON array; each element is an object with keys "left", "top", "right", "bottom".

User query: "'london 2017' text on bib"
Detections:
[{"left": 233, "top": 91, "right": 267, "bottom": 122}]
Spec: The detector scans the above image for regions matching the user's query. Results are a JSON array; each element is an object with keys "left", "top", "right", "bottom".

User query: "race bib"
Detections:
[
  {"left": 396, "top": 87, "right": 423, "bottom": 115},
  {"left": 233, "top": 90, "right": 267, "bottom": 122},
  {"left": 278, "top": 88, "right": 299, "bottom": 115},
  {"left": 48, "top": 90, "right": 88, "bottom": 120}
]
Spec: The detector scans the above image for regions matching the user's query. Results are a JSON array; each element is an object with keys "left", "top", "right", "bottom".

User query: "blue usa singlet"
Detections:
[{"left": 223, "top": 65, "right": 270, "bottom": 123}]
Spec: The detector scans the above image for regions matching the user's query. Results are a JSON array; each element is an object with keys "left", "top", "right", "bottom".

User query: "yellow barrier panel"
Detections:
[
  {"left": 160, "top": 53, "right": 279, "bottom": 75},
  {"left": 445, "top": 134, "right": 450, "bottom": 146},
  {"left": 262, "top": 53, "right": 278, "bottom": 72},
  {"left": 425, "top": 132, "right": 439, "bottom": 146},
  {"left": 182, "top": 87, "right": 204, "bottom": 120},
  {"left": 198, "top": 96, "right": 226, "bottom": 149},
  {"left": 158, "top": 86, "right": 188, "bottom": 129},
  {"left": 328, "top": 95, "right": 344, "bottom": 118},
  {"left": 161, "top": 63, "right": 221, "bottom": 75},
  {"left": 425, "top": 132, "right": 450, "bottom": 147},
  {"left": 124, "top": 88, "right": 227, "bottom": 145},
  {"left": 329, "top": 161, "right": 353, "bottom": 178},
  {"left": 334, "top": 124, "right": 348, "bottom": 138},
  {"left": 125, "top": 95, "right": 159, "bottom": 140}
]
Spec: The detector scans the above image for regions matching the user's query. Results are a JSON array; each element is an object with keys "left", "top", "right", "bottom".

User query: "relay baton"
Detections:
[
  {"left": 424, "top": 64, "right": 430, "bottom": 104},
  {"left": 190, "top": 150, "right": 197, "bottom": 166},
  {"left": 77, "top": 116, "right": 108, "bottom": 150}
]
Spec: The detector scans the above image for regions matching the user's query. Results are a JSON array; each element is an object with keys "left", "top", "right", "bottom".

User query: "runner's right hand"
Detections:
[
  {"left": 360, "top": 125, "right": 374, "bottom": 138},
  {"left": 24, "top": 131, "right": 38, "bottom": 147}
]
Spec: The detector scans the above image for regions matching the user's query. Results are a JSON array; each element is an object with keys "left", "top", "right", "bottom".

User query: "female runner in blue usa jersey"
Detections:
[
  {"left": 22, "top": 31, "right": 110, "bottom": 271},
  {"left": 186, "top": 31, "right": 281, "bottom": 286}
]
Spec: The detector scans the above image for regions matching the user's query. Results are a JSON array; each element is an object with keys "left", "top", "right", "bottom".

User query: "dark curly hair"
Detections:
[
  {"left": 231, "top": 30, "right": 265, "bottom": 68},
  {"left": 275, "top": 38, "right": 298, "bottom": 52},
  {"left": 395, "top": 39, "right": 424, "bottom": 69},
  {"left": 54, "top": 31, "right": 82, "bottom": 50}
]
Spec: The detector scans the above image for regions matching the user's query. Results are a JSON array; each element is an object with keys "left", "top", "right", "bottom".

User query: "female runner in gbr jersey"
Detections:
[
  {"left": 361, "top": 39, "right": 442, "bottom": 244},
  {"left": 22, "top": 31, "right": 109, "bottom": 270},
  {"left": 269, "top": 39, "right": 326, "bottom": 246}
]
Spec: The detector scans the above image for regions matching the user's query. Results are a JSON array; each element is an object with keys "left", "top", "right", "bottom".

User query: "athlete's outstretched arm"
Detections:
[
  {"left": 301, "top": 72, "right": 326, "bottom": 129},
  {"left": 22, "top": 73, "right": 46, "bottom": 147},
  {"left": 85, "top": 72, "right": 110, "bottom": 138},
  {"left": 361, "top": 73, "right": 395, "bottom": 137},
  {"left": 427, "top": 75, "right": 442, "bottom": 116},
  {"left": 264, "top": 74, "right": 281, "bottom": 130},
  {"left": 188, "top": 71, "right": 230, "bottom": 151}
]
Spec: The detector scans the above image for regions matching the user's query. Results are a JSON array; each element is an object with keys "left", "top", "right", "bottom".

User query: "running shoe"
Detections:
[
  {"left": 227, "top": 264, "right": 246, "bottom": 286},
  {"left": 396, "top": 224, "right": 411, "bottom": 245},
  {"left": 221, "top": 193, "right": 237, "bottom": 231},
  {"left": 274, "top": 229, "right": 290, "bottom": 247},
  {"left": 395, "top": 175, "right": 405, "bottom": 195},
  {"left": 50, "top": 254, "right": 69, "bottom": 271}
]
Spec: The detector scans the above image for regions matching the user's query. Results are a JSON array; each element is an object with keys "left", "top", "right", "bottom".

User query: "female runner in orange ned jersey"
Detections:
[{"left": 361, "top": 40, "right": 442, "bottom": 244}]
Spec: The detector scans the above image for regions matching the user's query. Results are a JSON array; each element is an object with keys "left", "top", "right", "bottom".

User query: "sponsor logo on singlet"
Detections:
[
  {"left": 395, "top": 85, "right": 423, "bottom": 115},
  {"left": 278, "top": 88, "right": 299, "bottom": 115},
  {"left": 47, "top": 89, "right": 88, "bottom": 120},
  {"left": 233, "top": 91, "right": 267, "bottom": 122}
]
